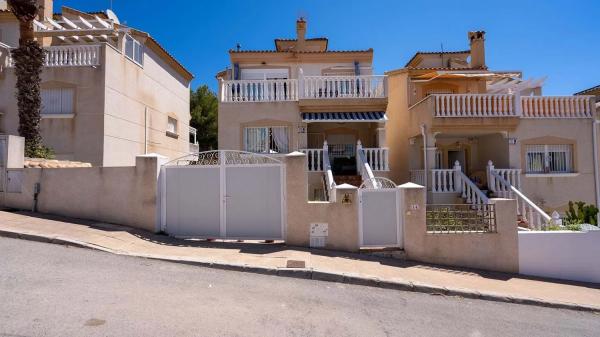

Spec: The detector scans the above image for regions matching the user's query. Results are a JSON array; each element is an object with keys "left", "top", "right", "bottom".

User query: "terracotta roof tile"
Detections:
[
  {"left": 229, "top": 49, "right": 372, "bottom": 54},
  {"left": 405, "top": 50, "right": 471, "bottom": 67},
  {"left": 406, "top": 66, "right": 486, "bottom": 71},
  {"left": 575, "top": 84, "right": 600, "bottom": 96},
  {"left": 274, "top": 37, "right": 328, "bottom": 41}
]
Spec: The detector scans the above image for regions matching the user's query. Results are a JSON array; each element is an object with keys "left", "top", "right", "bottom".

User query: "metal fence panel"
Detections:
[{"left": 426, "top": 204, "right": 496, "bottom": 233}]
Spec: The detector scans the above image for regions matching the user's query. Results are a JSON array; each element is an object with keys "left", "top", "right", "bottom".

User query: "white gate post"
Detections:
[
  {"left": 219, "top": 150, "right": 226, "bottom": 237},
  {"left": 298, "top": 67, "right": 305, "bottom": 99}
]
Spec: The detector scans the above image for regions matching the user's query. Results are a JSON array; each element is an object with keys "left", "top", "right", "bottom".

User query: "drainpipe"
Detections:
[
  {"left": 420, "top": 124, "right": 428, "bottom": 191},
  {"left": 593, "top": 119, "right": 600, "bottom": 209},
  {"left": 144, "top": 106, "right": 148, "bottom": 154}
]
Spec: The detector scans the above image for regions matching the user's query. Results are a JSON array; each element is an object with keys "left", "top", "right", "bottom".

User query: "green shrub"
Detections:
[
  {"left": 565, "top": 201, "right": 598, "bottom": 226},
  {"left": 26, "top": 143, "right": 54, "bottom": 159}
]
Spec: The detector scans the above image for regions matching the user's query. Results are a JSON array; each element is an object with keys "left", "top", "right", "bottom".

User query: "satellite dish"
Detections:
[{"left": 106, "top": 9, "right": 120, "bottom": 24}]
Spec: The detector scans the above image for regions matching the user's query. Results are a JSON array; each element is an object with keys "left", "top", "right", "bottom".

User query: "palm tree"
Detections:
[{"left": 8, "top": 0, "right": 50, "bottom": 158}]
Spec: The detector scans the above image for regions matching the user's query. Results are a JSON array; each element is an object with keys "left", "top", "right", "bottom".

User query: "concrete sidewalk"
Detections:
[{"left": 1, "top": 210, "right": 599, "bottom": 312}]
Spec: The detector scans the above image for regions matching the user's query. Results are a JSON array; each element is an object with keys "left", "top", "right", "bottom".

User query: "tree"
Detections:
[
  {"left": 190, "top": 85, "right": 218, "bottom": 150},
  {"left": 8, "top": 0, "right": 52, "bottom": 158}
]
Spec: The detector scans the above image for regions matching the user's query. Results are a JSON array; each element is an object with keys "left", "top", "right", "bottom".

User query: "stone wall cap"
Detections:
[
  {"left": 398, "top": 182, "right": 424, "bottom": 189},
  {"left": 286, "top": 151, "right": 306, "bottom": 157},
  {"left": 137, "top": 153, "right": 169, "bottom": 159},
  {"left": 336, "top": 183, "right": 358, "bottom": 190}
]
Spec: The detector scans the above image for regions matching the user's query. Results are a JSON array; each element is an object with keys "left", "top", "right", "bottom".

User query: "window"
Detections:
[
  {"left": 240, "top": 68, "right": 289, "bottom": 80},
  {"left": 124, "top": 34, "right": 143, "bottom": 65},
  {"left": 167, "top": 117, "right": 178, "bottom": 136},
  {"left": 243, "top": 126, "right": 289, "bottom": 154},
  {"left": 41, "top": 88, "right": 74, "bottom": 116},
  {"left": 525, "top": 144, "right": 574, "bottom": 173}
]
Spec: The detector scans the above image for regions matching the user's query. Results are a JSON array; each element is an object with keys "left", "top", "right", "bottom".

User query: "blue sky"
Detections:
[{"left": 53, "top": 0, "right": 599, "bottom": 95}]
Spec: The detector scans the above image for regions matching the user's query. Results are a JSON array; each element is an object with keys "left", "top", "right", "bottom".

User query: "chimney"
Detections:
[
  {"left": 468, "top": 31, "right": 486, "bottom": 69},
  {"left": 296, "top": 17, "right": 306, "bottom": 51}
]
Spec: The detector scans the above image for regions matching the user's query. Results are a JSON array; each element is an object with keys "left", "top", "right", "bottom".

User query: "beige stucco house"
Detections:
[
  {"left": 385, "top": 31, "right": 599, "bottom": 226},
  {"left": 0, "top": 0, "right": 195, "bottom": 166},
  {"left": 217, "top": 19, "right": 389, "bottom": 200}
]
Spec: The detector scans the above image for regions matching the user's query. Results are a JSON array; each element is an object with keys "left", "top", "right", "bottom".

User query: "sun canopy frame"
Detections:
[{"left": 301, "top": 111, "right": 387, "bottom": 123}]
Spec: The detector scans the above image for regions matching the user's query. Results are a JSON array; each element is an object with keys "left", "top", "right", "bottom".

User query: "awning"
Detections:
[{"left": 301, "top": 111, "right": 387, "bottom": 123}]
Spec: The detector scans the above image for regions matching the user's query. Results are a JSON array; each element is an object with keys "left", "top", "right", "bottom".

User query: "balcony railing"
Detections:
[
  {"left": 415, "top": 94, "right": 595, "bottom": 119},
  {"left": 8, "top": 45, "right": 101, "bottom": 67},
  {"left": 302, "top": 75, "right": 387, "bottom": 99},
  {"left": 220, "top": 75, "right": 387, "bottom": 103},
  {"left": 433, "top": 94, "right": 515, "bottom": 117},
  {"left": 221, "top": 79, "right": 298, "bottom": 102},
  {"left": 521, "top": 96, "right": 593, "bottom": 118}
]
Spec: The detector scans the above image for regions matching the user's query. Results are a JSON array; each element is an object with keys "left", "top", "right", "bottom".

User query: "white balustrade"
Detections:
[
  {"left": 409, "top": 169, "right": 426, "bottom": 186},
  {"left": 430, "top": 169, "right": 457, "bottom": 193},
  {"left": 361, "top": 147, "right": 389, "bottom": 171},
  {"left": 458, "top": 169, "right": 490, "bottom": 210},
  {"left": 322, "top": 141, "right": 336, "bottom": 202},
  {"left": 487, "top": 162, "right": 521, "bottom": 198},
  {"left": 488, "top": 166, "right": 551, "bottom": 230},
  {"left": 221, "top": 79, "right": 298, "bottom": 102},
  {"left": 430, "top": 94, "right": 594, "bottom": 119},
  {"left": 356, "top": 141, "right": 376, "bottom": 188},
  {"left": 430, "top": 161, "right": 490, "bottom": 210},
  {"left": 433, "top": 94, "right": 515, "bottom": 117},
  {"left": 521, "top": 96, "right": 593, "bottom": 118},
  {"left": 9, "top": 45, "right": 101, "bottom": 67},
  {"left": 300, "top": 148, "right": 324, "bottom": 171},
  {"left": 302, "top": 75, "right": 386, "bottom": 99}
]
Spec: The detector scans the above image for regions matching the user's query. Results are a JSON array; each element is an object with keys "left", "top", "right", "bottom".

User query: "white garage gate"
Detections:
[{"left": 160, "top": 151, "right": 285, "bottom": 240}]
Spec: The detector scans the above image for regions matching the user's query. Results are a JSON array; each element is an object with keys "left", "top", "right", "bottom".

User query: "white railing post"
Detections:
[
  {"left": 514, "top": 92, "right": 522, "bottom": 117},
  {"left": 453, "top": 160, "right": 462, "bottom": 193},
  {"left": 356, "top": 140, "right": 362, "bottom": 171},
  {"left": 487, "top": 160, "right": 495, "bottom": 194}
]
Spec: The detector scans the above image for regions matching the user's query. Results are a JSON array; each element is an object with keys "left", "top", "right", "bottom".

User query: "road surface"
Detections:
[{"left": 0, "top": 237, "right": 598, "bottom": 336}]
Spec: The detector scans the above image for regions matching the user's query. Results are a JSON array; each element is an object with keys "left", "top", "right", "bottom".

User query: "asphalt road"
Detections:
[{"left": 0, "top": 237, "right": 599, "bottom": 337}]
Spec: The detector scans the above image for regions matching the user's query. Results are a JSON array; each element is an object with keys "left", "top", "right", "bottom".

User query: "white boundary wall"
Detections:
[{"left": 518, "top": 231, "right": 600, "bottom": 283}]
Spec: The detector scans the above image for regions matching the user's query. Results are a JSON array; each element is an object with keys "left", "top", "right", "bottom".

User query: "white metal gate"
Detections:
[
  {"left": 358, "top": 178, "right": 402, "bottom": 248},
  {"left": 160, "top": 151, "right": 285, "bottom": 239}
]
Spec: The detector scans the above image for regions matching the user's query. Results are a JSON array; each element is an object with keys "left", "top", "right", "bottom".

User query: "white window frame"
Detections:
[
  {"left": 240, "top": 68, "right": 289, "bottom": 80},
  {"left": 525, "top": 144, "right": 574, "bottom": 174},
  {"left": 243, "top": 126, "right": 289, "bottom": 154},
  {"left": 124, "top": 34, "right": 144, "bottom": 66},
  {"left": 166, "top": 117, "right": 178, "bottom": 137},
  {"left": 41, "top": 88, "right": 75, "bottom": 118}
]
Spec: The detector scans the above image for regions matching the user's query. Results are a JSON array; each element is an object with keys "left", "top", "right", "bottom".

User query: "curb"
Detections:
[{"left": 1, "top": 229, "right": 599, "bottom": 313}]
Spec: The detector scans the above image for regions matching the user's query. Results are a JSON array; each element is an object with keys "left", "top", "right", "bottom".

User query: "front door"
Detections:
[
  {"left": 327, "top": 134, "right": 356, "bottom": 175},
  {"left": 448, "top": 150, "right": 466, "bottom": 172}
]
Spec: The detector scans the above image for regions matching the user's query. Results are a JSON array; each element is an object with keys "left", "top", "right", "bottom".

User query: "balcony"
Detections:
[
  {"left": 8, "top": 45, "right": 101, "bottom": 68},
  {"left": 410, "top": 94, "right": 595, "bottom": 129},
  {"left": 220, "top": 75, "right": 387, "bottom": 103}
]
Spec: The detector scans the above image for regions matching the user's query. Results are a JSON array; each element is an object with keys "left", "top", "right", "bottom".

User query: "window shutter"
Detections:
[{"left": 61, "top": 89, "right": 74, "bottom": 114}]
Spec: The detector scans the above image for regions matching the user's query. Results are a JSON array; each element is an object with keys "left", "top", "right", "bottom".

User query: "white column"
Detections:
[
  {"left": 376, "top": 127, "right": 386, "bottom": 147},
  {"left": 453, "top": 160, "right": 462, "bottom": 193},
  {"left": 487, "top": 160, "right": 495, "bottom": 192},
  {"left": 513, "top": 91, "right": 522, "bottom": 117}
]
